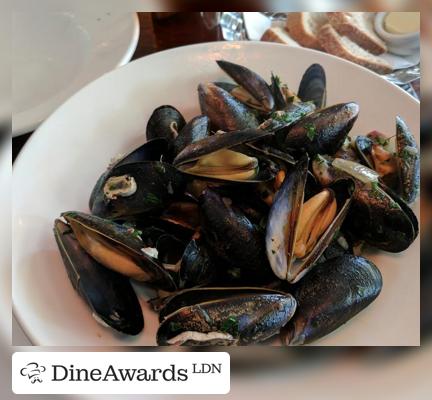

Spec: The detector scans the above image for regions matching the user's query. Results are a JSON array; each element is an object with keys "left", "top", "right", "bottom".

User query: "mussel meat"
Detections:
[
  {"left": 62, "top": 211, "right": 177, "bottom": 291},
  {"left": 266, "top": 157, "right": 353, "bottom": 283}
]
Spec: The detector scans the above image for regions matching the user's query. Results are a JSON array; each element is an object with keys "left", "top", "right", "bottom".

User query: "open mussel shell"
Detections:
[
  {"left": 146, "top": 105, "right": 186, "bottom": 142},
  {"left": 172, "top": 115, "right": 210, "bottom": 156},
  {"left": 396, "top": 116, "right": 420, "bottom": 204},
  {"left": 157, "top": 289, "right": 297, "bottom": 345},
  {"left": 91, "top": 161, "right": 186, "bottom": 219},
  {"left": 54, "top": 219, "right": 144, "bottom": 335},
  {"left": 198, "top": 83, "right": 259, "bottom": 131},
  {"left": 280, "top": 102, "right": 359, "bottom": 156},
  {"left": 266, "top": 156, "right": 354, "bottom": 283},
  {"left": 319, "top": 157, "right": 419, "bottom": 252},
  {"left": 281, "top": 255, "right": 382, "bottom": 345},
  {"left": 89, "top": 138, "right": 168, "bottom": 211},
  {"left": 216, "top": 59, "right": 275, "bottom": 111},
  {"left": 62, "top": 211, "right": 177, "bottom": 291},
  {"left": 297, "top": 63, "right": 327, "bottom": 109},
  {"left": 200, "top": 188, "right": 273, "bottom": 281},
  {"left": 173, "top": 129, "right": 275, "bottom": 183}
]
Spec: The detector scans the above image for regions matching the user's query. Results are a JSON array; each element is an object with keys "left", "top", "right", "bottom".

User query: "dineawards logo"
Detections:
[
  {"left": 12, "top": 352, "right": 230, "bottom": 394},
  {"left": 51, "top": 363, "right": 188, "bottom": 382},
  {"left": 20, "top": 362, "right": 47, "bottom": 383}
]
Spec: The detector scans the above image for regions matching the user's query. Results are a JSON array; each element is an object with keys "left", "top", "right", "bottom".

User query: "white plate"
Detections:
[
  {"left": 12, "top": 11, "right": 139, "bottom": 136},
  {"left": 13, "top": 42, "right": 420, "bottom": 346}
]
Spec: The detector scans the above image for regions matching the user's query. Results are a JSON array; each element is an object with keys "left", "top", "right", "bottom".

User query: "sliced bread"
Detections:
[
  {"left": 261, "top": 26, "right": 300, "bottom": 47},
  {"left": 327, "top": 12, "right": 387, "bottom": 55},
  {"left": 285, "top": 12, "right": 328, "bottom": 50},
  {"left": 318, "top": 24, "right": 392, "bottom": 74}
]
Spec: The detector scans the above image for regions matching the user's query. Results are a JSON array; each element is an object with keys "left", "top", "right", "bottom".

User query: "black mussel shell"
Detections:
[
  {"left": 216, "top": 59, "right": 275, "bottom": 111},
  {"left": 297, "top": 63, "right": 327, "bottom": 109},
  {"left": 198, "top": 83, "right": 259, "bottom": 131},
  {"left": 282, "top": 255, "right": 382, "bottom": 345},
  {"left": 200, "top": 188, "right": 273, "bottom": 281},
  {"left": 146, "top": 105, "right": 186, "bottom": 142},
  {"left": 157, "top": 291, "right": 296, "bottom": 345},
  {"left": 54, "top": 219, "right": 144, "bottom": 335},
  {"left": 91, "top": 161, "right": 186, "bottom": 219},
  {"left": 89, "top": 138, "right": 168, "bottom": 211},
  {"left": 281, "top": 102, "right": 359, "bottom": 156},
  {"left": 172, "top": 115, "right": 210, "bottom": 156}
]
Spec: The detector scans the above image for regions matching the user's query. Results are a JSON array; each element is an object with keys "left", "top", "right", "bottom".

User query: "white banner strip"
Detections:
[{"left": 12, "top": 352, "right": 230, "bottom": 394}]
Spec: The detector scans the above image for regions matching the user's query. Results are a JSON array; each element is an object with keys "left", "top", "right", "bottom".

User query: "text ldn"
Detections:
[{"left": 52, "top": 364, "right": 188, "bottom": 382}]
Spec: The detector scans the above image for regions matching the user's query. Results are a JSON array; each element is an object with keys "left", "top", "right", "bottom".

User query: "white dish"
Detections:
[
  {"left": 13, "top": 42, "right": 420, "bottom": 346},
  {"left": 12, "top": 11, "right": 139, "bottom": 137}
]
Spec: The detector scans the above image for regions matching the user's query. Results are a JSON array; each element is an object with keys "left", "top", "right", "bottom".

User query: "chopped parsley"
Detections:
[
  {"left": 370, "top": 181, "right": 385, "bottom": 200},
  {"left": 220, "top": 316, "right": 239, "bottom": 336},
  {"left": 271, "top": 111, "right": 293, "bottom": 124},
  {"left": 145, "top": 193, "right": 161, "bottom": 205},
  {"left": 305, "top": 123, "right": 316, "bottom": 141},
  {"left": 169, "top": 321, "right": 182, "bottom": 332},
  {"left": 375, "top": 136, "right": 390, "bottom": 147},
  {"left": 271, "top": 72, "right": 281, "bottom": 86}
]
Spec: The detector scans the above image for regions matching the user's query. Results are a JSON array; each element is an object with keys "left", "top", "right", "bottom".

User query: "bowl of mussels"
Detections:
[{"left": 13, "top": 43, "right": 419, "bottom": 346}]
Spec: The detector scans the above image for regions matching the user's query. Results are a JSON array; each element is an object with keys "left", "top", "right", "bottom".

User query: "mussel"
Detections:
[
  {"left": 355, "top": 116, "right": 419, "bottom": 204},
  {"left": 172, "top": 115, "right": 210, "bottom": 156},
  {"left": 146, "top": 105, "right": 186, "bottom": 142},
  {"left": 266, "top": 157, "right": 353, "bottom": 283},
  {"left": 278, "top": 102, "right": 359, "bottom": 156},
  {"left": 312, "top": 156, "right": 419, "bottom": 252},
  {"left": 282, "top": 255, "right": 382, "bottom": 345},
  {"left": 157, "top": 287, "right": 297, "bottom": 345},
  {"left": 200, "top": 188, "right": 273, "bottom": 281},
  {"left": 61, "top": 211, "right": 177, "bottom": 291},
  {"left": 178, "top": 238, "right": 216, "bottom": 288},
  {"left": 54, "top": 219, "right": 144, "bottom": 335},
  {"left": 216, "top": 60, "right": 275, "bottom": 112},
  {"left": 198, "top": 83, "right": 259, "bottom": 131},
  {"left": 297, "top": 63, "right": 327, "bottom": 109},
  {"left": 89, "top": 138, "right": 168, "bottom": 212},
  {"left": 91, "top": 161, "right": 186, "bottom": 219},
  {"left": 173, "top": 129, "right": 276, "bottom": 183}
]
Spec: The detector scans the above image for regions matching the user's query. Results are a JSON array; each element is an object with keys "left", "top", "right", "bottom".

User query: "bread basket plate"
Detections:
[{"left": 12, "top": 42, "right": 419, "bottom": 346}]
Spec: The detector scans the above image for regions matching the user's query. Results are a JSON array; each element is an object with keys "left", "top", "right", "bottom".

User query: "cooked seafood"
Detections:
[{"left": 53, "top": 59, "right": 419, "bottom": 344}]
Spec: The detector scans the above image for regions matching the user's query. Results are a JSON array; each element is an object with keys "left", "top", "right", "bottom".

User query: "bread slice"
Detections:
[
  {"left": 286, "top": 12, "right": 328, "bottom": 50},
  {"left": 261, "top": 26, "right": 300, "bottom": 46},
  {"left": 327, "top": 12, "right": 387, "bottom": 55},
  {"left": 318, "top": 24, "right": 392, "bottom": 74}
]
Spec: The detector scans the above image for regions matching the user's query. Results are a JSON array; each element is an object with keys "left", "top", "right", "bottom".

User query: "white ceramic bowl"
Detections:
[
  {"left": 375, "top": 12, "right": 419, "bottom": 56},
  {"left": 13, "top": 42, "right": 420, "bottom": 346}
]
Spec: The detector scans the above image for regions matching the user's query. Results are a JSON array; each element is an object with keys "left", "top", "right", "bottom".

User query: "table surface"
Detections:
[
  {"left": 11, "top": 12, "right": 419, "bottom": 161},
  {"left": 12, "top": 12, "right": 222, "bottom": 161}
]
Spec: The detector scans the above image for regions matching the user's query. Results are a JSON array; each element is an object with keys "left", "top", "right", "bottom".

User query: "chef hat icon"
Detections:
[{"left": 20, "top": 362, "right": 46, "bottom": 383}]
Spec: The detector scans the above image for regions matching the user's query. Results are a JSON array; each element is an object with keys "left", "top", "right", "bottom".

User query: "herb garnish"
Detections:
[
  {"left": 305, "top": 123, "right": 316, "bottom": 141},
  {"left": 220, "top": 316, "right": 239, "bottom": 336},
  {"left": 169, "top": 321, "right": 182, "bottom": 332},
  {"left": 145, "top": 193, "right": 161, "bottom": 205},
  {"left": 271, "top": 72, "right": 281, "bottom": 86}
]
